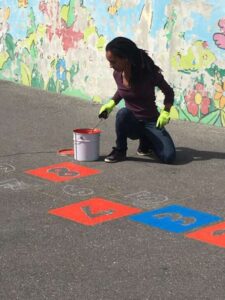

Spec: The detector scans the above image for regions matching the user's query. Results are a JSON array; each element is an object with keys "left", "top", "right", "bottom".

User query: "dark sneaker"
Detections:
[
  {"left": 136, "top": 148, "right": 153, "bottom": 156},
  {"left": 104, "top": 147, "right": 126, "bottom": 163},
  {"left": 137, "top": 138, "right": 153, "bottom": 156}
]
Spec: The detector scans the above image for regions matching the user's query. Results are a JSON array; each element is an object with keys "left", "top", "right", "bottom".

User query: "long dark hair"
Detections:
[{"left": 106, "top": 37, "right": 161, "bottom": 88}]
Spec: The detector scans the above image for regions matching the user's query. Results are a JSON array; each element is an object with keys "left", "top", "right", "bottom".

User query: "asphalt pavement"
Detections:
[{"left": 1, "top": 80, "right": 225, "bottom": 300}]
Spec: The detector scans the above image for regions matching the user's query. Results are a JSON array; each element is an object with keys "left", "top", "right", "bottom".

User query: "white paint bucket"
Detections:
[{"left": 73, "top": 128, "right": 102, "bottom": 161}]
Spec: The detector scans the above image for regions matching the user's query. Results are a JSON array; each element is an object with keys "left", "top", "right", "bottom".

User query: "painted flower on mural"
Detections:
[
  {"left": 56, "top": 58, "right": 66, "bottom": 81},
  {"left": 18, "top": 0, "right": 28, "bottom": 8},
  {"left": 214, "top": 82, "right": 225, "bottom": 109},
  {"left": 54, "top": 23, "right": 83, "bottom": 52},
  {"left": 108, "top": 0, "right": 121, "bottom": 15},
  {"left": 39, "top": 0, "right": 83, "bottom": 52},
  {"left": 184, "top": 83, "right": 210, "bottom": 116},
  {"left": 213, "top": 19, "right": 225, "bottom": 50}
]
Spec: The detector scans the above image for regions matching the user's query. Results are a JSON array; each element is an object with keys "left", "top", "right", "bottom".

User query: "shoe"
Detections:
[
  {"left": 136, "top": 148, "right": 153, "bottom": 156},
  {"left": 104, "top": 147, "right": 126, "bottom": 163}
]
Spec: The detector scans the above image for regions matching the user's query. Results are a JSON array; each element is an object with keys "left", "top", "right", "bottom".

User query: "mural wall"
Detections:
[{"left": 0, "top": 0, "right": 225, "bottom": 126}]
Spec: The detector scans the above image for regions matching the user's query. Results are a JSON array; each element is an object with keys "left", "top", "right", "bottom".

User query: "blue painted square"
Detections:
[{"left": 129, "top": 205, "right": 223, "bottom": 233}]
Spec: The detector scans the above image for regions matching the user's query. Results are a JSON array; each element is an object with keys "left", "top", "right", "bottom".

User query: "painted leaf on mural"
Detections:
[
  {"left": 60, "top": 79, "right": 69, "bottom": 92},
  {"left": 31, "top": 65, "right": 44, "bottom": 89},
  {"left": 176, "top": 108, "right": 189, "bottom": 121},
  {"left": 96, "top": 35, "right": 106, "bottom": 50},
  {"left": 69, "top": 63, "right": 79, "bottom": 82},
  {"left": 27, "top": 8, "right": 37, "bottom": 35},
  {"left": 47, "top": 77, "right": 57, "bottom": 92},
  {"left": 60, "top": 0, "right": 76, "bottom": 27},
  {"left": 200, "top": 110, "right": 221, "bottom": 125},
  {"left": 30, "top": 43, "right": 38, "bottom": 59},
  {"left": 21, "top": 62, "right": 31, "bottom": 86},
  {"left": 178, "top": 107, "right": 199, "bottom": 123},
  {"left": 206, "top": 65, "right": 225, "bottom": 79},
  {"left": 0, "top": 52, "right": 9, "bottom": 69},
  {"left": 206, "top": 65, "right": 218, "bottom": 77},
  {"left": 5, "top": 34, "right": 15, "bottom": 60},
  {"left": 221, "top": 111, "right": 225, "bottom": 127},
  {"left": 169, "top": 106, "right": 179, "bottom": 120},
  {"left": 67, "top": 0, "right": 76, "bottom": 27}
]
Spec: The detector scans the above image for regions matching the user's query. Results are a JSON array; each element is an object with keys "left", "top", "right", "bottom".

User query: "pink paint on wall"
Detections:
[{"left": 46, "top": 22, "right": 83, "bottom": 51}]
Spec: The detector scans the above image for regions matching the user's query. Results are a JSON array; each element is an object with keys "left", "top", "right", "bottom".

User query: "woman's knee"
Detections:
[
  {"left": 116, "top": 108, "right": 133, "bottom": 127},
  {"left": 116, "top": 108, "right": 130, "bottom": 121},
  {"left": 160, "top": 150, "right": 176, "bottom": 164}
]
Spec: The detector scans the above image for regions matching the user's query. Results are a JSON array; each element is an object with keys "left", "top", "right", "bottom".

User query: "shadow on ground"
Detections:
[
  {"left": 100, "top": 147, "right": 225, "bottom": 165},
  {"left": 174, "top": 147, "right": 225, "bottom": 165}
]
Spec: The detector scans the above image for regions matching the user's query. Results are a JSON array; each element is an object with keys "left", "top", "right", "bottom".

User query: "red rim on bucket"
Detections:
[{"left": 73, "top": 128, "right": 102, "bottom": 134}]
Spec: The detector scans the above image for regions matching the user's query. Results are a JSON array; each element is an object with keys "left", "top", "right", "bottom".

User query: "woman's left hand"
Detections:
[{"left": 156, "top": 109, "right": 170, "bottom": 128}]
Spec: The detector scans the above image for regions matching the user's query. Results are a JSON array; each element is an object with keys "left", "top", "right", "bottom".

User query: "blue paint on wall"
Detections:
[{"left": 6, "top": 0, "right": 44, "bottom": 40}]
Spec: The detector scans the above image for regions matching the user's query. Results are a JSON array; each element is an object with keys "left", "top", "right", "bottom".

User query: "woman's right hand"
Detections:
[{"left": 98, "top": 99, "right": 116, "bottom": 119}]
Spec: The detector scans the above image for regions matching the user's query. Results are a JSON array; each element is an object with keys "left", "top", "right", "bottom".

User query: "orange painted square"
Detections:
[
  {"left": 48, "top": 197, "right": 142, "bottom": 226},
  {"left": 25, "top": 162, "right": 101, "bottom": 182},
  {"left": 186, "top": 221, "right": 225, "bottom": 248}
]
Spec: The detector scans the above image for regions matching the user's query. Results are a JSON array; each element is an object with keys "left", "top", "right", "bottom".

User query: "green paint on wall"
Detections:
[
  {"left": 27, "top": 8, "right": 36, "bottom": 35},
  {"left": 206, "top": 64, "right": 225, "bottom": 80},
  {"left": 5, "top": 33, "right": 15, "bottom": 60},
  {"left": 61, "top": 0, "right": 76, "bottom": 27},
  {"left": 200, "top": 109, "right": 221, "bottom": 126},
  {"left": 31, "top": 64, "right": 44, "bottom": 89},
  {"left": 30, "top": 42, "right": 38, "bottom": 59},
  {"left": 68, "top": 0, "right": 76, "bottom": 27},
  {"left": 62, "top": 88, "right": 91, "bottom": 101},
  {"left": 164, "top": 10, "right": 177, "bottom": 47},
  {"left": 69, "top": 63, "right": 79, "bottom": 83},
  {"left": 47, "top": 77, "right": 57, "bottom": 92}
]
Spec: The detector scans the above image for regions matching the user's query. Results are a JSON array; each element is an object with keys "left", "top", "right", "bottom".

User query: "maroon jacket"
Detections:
[{"left": 112, "top": 70, "right": 174, "bottom": 120}]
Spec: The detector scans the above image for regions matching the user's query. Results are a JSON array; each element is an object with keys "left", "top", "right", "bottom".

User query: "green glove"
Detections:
[
  {"left": 156, "top": 109, "right": 170, "bottom": 128},
  {"left": 99, "top": 99, "right": 116, "bottom": 119}
]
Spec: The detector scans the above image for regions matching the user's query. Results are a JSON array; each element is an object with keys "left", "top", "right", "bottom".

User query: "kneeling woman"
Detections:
[{"left": 99, "top": 37, "right": 176, "bottom": 164}]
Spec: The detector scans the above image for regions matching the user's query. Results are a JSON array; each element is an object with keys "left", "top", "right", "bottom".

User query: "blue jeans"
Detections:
[{"left": 115, "top": 108, "right": 176, "bottom": 164}]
